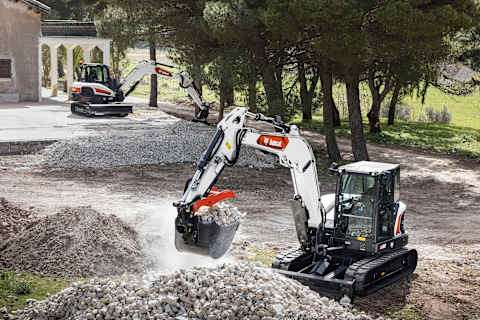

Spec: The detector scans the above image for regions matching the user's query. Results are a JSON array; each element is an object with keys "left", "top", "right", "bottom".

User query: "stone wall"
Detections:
[{"left": 0, "top": 0, "right": 41, "bottom": 102}]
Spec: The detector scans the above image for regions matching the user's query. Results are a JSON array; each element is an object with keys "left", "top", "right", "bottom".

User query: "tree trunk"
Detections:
[
  {"left": 218, "top": 86, "right": 226, "bottom": 123},
  {"left": 218, "top": 75, "right": 228, "bottom": 122},
  {"left": 191, "top": 63, "right": 203, "bottom": 115},
  {"left": 247, "top": 73, "right": 257, "bottom": 112},
  {"left": 367, "top": 71, "right": 391, "bottom": 133},
  {"left": 262, "top": 64, "right": 285, "bottom": 118},
  {"left": 331, "top": 98, "right": 341, "bottom": 127},
  {"left": 149, "top": 41, "right": 158, "bottom": 108},
  {"left": 388, "top": 83, "right": 401, "bottom": 125},
  {"left": 226, "top": 80, "right": 234, "bottom": 106},
  {"left": 298, "top": 63, "right": 319, "bottom": 122},
  {"left": 298, "top": 63, "right": 312, "bottom": 121},
  {"left": 320, "top": 69, "right": 341, "bottom": 161},
  {"left": 225, "top": 70, "right": 234, "bottom": 106},
  {"left": 345, "top": 70, "right": 369, "bottom": 161}
]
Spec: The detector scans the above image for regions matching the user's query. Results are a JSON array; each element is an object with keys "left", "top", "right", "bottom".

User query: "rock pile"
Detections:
[
  {"left": 0, "top": 198, "right": 35, "bottom": 246},
  {"left": 41, "top": 120, "right": 277, "bottom": 169},
  {"left": 15, "top": 263, "right": 375, "bottom": 320},
  {"left": 0, "top": 207, "right": 146, "bottom": 278}
]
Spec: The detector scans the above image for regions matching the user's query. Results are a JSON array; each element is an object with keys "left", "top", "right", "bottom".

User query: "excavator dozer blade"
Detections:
[
  {"left": 175, "top": 216, "right": 239, "bottom": 259},
  {"left": 274, "top": 269, "right": 355, "bottom": 298}
]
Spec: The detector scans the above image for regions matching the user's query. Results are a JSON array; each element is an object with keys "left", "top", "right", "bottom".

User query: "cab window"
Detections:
[{"left": 337, "top": 173, "right": 375, "bottom": 239}]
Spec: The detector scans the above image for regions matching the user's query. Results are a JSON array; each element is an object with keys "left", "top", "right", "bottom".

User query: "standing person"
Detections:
[
  {"left": 75, "top": 59, "right": 84, "bottom": 81},
  {"left": 109, "top": 71, "right": 119, "bottom": 89}
]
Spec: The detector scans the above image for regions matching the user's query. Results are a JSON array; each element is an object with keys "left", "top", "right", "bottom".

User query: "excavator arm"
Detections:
[
  {"left": 173, "top": 107, "right": 327, "bottom": 256},
  {"left": 119, "top": 61, "right": 210, "bottom": 122}
]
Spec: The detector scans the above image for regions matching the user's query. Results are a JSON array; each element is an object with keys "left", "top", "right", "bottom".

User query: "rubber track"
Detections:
[
  {"left": 345, "top": 248, "right": 416, "bottom": 296},
  {"left": 272, "top": 247, "right": 306, "bottom": 270}
]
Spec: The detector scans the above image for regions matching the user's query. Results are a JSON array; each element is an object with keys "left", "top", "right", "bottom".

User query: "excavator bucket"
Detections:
[
  {"left": 175, "top": 216, "right": 239, "bottom": 259},
  {"left": 174, "top": 189, "right": 240, "bottom": 259}
]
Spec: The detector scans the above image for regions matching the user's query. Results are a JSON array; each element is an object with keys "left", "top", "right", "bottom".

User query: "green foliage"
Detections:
[
  {"left": 292, "top": 116, "right": 480, "bottom": 160},
  {"left": 0, "top": 269, "right": 74, "bottom": 316},
  {"left": 457, "top": 26, "right": 480, "bottom": 72},
  {"left": 95, "top": 5, "right": 134, "bottom": 77},
  {"left": 12, "top": 282, "right": 32, "bottom": 296},
  {"left": 41, "top": 0, "right": 94, "bottom": 20}
]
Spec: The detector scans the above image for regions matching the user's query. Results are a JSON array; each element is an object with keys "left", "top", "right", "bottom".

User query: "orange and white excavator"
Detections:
[
  {"left": 70, "top": 61, "right": 209, "bottom": 121},
  {"left": 173, "top": 107, "right": 417, "bottom": 299}
]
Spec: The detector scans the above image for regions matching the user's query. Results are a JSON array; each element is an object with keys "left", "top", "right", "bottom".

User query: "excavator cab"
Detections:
[
  {"left": 333, "top": 161, "right": 407, "bottom": 254},
  {"left": 78, "top": 64, "right": 111, "bottom": 86},
  {"left": 273, "top": 161, "right": 416, "bottom": 298}
]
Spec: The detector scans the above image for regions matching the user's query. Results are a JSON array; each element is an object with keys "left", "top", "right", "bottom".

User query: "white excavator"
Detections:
[
  {"left": 173, "top": 107, "right": 417, "bottom": 299},
  {"left": 70, "top": 61, "right": 209, "bottom": 122}
]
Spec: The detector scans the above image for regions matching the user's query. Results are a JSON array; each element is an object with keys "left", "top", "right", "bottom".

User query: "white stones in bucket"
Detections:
[{"left": 196, "top": 202, "right": 246, "bottom": 226}]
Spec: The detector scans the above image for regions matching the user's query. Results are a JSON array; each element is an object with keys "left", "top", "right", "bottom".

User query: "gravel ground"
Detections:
[
  {"left": 13, "top": 263, "right": 377, "bottom": 320},
  {"left": 40, "top": 120, "right": 277, "bottom": 169},
  {"left": 0, "top": 207, "right": 147, "bottom": 278},
  {"left": 0, "top": 199, "right": 36, "bottom": 247}
]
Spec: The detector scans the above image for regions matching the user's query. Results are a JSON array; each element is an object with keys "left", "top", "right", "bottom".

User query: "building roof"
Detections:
[
  {"left": 15, "top": 0, "right": 50, "bottom": 14},
  {"left": 41, "top": 20, "right": 97, "bottom": 37},
  {"left": 339, "top": 161, "right": 400, "bottom": 175}
]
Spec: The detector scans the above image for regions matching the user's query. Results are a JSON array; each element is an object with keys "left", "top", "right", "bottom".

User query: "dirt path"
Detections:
[{"left": 0, "top": 103, "right": 479, "bottom": 319}]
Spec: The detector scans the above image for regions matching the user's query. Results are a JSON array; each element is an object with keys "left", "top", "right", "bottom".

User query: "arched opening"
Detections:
[
  {"left": 73, "top": 45, "right": 84, "bottom": 81},
  {"left": 41, "top": 44, "right": 51, "bottom": 88},
  {"left": 92, "top": 46, "right": 104, "bottom": 64},
  {"left": 57, "top": 45, "right": 67, "bottom": 93}
]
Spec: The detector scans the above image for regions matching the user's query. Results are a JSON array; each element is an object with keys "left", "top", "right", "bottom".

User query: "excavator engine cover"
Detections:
[{"left": 175, "top": 211, "right": 239, "bottom": 259}]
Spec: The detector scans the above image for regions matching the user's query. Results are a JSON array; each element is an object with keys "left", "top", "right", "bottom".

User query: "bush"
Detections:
[
  {"left": 13, "top": 281, "right": 32, "bottom": 295},
  {"left": 380, "top": 103, "right": 412, "bottom": 121},
  {"left": 0, "top": 269, "right": 33, "bottom": 296},
  {"left": 423, "top": 105, "right": 452, "bottom": 124},
  {"left": 440, "top": 105, "right": 452, "bottom": 124}
]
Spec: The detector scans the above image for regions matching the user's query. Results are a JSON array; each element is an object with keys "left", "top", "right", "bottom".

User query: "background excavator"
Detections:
[
  {"left": 70, "top": 61, "right": 209, "bottom": 122},
  {"left": 173, "top": 107, "right": 418, "bottom": 299}
]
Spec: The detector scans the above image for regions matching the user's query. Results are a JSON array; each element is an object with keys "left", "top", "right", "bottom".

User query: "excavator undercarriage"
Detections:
[{"left": 273, "top": 246, "right": 417, "bottom": 298}]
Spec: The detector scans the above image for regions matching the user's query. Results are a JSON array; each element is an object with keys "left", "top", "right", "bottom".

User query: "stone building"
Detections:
[{"left": 0, "top": 0, "right": 50, "bottom": 103}]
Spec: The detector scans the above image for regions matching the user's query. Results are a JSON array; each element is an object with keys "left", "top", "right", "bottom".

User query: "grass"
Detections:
[
  {"left": 242, "top": 248, "right": 278, "bottom": 266},
  {"left": 292, "top": 115, "right": 480, "bottom": 160},
  {"left": 403, "top": 87, "right": 480, "bottom": 130},
  {"left": 123, "top": 48, "right": 219, "bottom": 103},
  {"left": 0, "top": 269, "right": 74, "bottom": 317},
  {"left": 387, "top": 307, "right": 424, "bottom": 320}
]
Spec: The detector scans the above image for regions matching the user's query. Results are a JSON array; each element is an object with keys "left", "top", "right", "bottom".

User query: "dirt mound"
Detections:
[
  {"left": 0, "top": 207, "right": 147, "bottom": 277},
  {"left": 0, "top": 198, "right": 36, "bottom": 245}
]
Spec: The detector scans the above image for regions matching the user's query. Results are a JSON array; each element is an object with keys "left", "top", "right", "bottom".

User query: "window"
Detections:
[
  {"left": 377, "top": 173, "right": 395, "bottom": 241},
  {"left": 0, "top": 59, "right": 12, "bottom": 78},
  {"left": 337, "top": 173, "right": 376, "bottom": 238}
]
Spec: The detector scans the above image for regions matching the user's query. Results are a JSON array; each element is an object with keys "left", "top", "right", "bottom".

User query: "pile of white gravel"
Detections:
[
  {"left": 14, "top": 263, "right": 377, "bottom": 320},
  {"left": 40, "top": 120, "right": 277, "bottom": 169}
]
